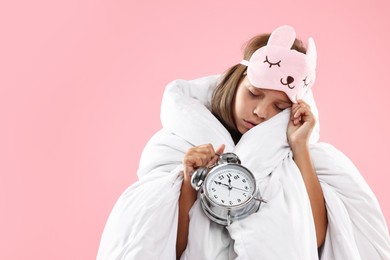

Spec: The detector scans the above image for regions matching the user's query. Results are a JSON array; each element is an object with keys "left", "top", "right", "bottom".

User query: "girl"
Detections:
[
  {"left": 97, "top": 26, "right": 390, "bottom": 260},
  {"left": 177, "top": 30, "right": 327, "bottom": 258}
]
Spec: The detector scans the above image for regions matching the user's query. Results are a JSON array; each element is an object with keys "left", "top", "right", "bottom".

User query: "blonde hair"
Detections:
[{"left": 211, "top": 33, "right": 306, "bottom": 144}]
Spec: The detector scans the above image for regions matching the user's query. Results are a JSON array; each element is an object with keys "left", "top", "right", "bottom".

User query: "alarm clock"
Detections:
[{"left": 191, "top": 152, "right": 266, "bottom": 226}]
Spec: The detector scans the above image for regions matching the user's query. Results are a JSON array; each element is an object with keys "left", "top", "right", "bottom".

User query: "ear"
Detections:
[
  {"left": 267, "top": 25, "right": 296, "bottom": 48},
  {"left": 306, "top": 37, "right": 317, "bottom": 69}
]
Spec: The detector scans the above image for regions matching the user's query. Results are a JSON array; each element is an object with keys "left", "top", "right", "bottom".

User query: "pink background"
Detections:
[{"left": 1, "top": 1, "right": 389, "bottom": 259}]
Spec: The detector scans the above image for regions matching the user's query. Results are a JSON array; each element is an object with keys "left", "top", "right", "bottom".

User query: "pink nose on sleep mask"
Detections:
[{"left": 240, "top": 25, "right": 317, "bottom": 103}]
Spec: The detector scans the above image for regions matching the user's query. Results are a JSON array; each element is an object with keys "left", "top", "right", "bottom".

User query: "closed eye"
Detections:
[
  {"left": 274, "top": 105, "right": 283, "bottom": 111},
  {"left": 248, "top": 89, "right": 257, "bottom": 97},
  {"left": 274, "top": 104, "right": 291, "bottom": 112},
  {"left": 303, "top": 76, "right": 309, "bottom": 88},
  {"left": 264, "top": 56, "right": 281, "bottom": 68}
]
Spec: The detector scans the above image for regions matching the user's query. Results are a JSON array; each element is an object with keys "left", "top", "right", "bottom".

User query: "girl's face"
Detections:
[{"left": 233, "top": 76, "right": 292, "bottom": 134}]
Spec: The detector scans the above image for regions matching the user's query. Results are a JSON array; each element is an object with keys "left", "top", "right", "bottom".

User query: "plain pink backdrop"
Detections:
[{"left": 1, "top": 0, "right": 389, "bottom": 259}]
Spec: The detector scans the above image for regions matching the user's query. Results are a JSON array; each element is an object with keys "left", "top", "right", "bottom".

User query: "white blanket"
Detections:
[{"left": 97, "top": 75, "right": 390, "bottom": 260}]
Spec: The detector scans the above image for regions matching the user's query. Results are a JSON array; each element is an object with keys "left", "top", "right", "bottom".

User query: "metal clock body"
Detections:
[{"left": 191, "top": 153, "right": 265, "bottom": 226}]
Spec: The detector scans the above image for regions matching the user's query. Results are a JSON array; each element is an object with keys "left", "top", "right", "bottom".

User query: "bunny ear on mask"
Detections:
[
  {"left": 267, "top": 25, "right": 296, "bottom": 48},
  {"left": 306, "top": 37, "right": 317, "bottom": 69}
]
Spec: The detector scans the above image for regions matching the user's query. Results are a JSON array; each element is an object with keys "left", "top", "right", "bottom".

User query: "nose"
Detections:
[
  {"left": 253, "top": 103, "right": 268, "bottom": 120},
  {"left": 287, "top": 76, "right": 294, "bottom": 84}
]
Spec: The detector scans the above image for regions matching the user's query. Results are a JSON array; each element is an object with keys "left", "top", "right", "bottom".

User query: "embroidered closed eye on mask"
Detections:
[{"left": 240, "top": 25, "right": 317, "bottom": 103}]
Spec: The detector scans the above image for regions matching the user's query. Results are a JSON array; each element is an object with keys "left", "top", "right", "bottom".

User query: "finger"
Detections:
[
  {"left": 184, "top": 145, "right": 214, "bottom": 169},
  {"left": 184, "top": 154, "right": 204, "bottom": 168},
  {"left": 296, "top": 99, "right": 311, "bottom": 109},
  {"left": 293, "top": 107, "right": 315, "bottom": 125},
  {"left": 291, "top": 101, "right": 307, "bottom": 113},
  {"left": 215, "top": 144, "right": 225, "bottom": 156},
  {"left": 194, "top": 144, "right": 215, "bottom": 158},
  {"left": 290, "top": 103, "right": 301, "bottom": 118},
  {"left": 207, "top": 144, "right": 226, "bottom": 167},
  {"left": 292, "top": 104, "right": 312, "bottom": 118},
  {"left": 292, "top": 107, "right": 307, "bottom": 125},
  {"left": 190, "top": 146, "right": 213, "bottom": 162},
  {"left": 300, "top": 109, "right": 316, "bottom": 126},
  {"left": 292, "top": 102, "right": 312, "bottom": 119}
]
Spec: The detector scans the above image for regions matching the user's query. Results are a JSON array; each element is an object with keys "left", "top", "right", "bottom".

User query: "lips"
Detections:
[{"left": 243, "top": 120, "right": 257, "bottom": 129}]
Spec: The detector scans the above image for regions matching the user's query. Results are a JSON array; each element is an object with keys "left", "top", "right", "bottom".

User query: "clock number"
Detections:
[
  {"left": 245, "top": 186, "right": 248, "bottom": 190},
  {"left": 243, "top": 193, "right": 247, "bottom": 197},
  {"left": 218, "top": 175, "right": 224, "bottom": 180},
  {"left": 214, "top": 195, "right": 218, "bottom": 199},
  {"left": 242, "top": 179, "right": 246, "bottom": 183},
  {"left": 229, "top": 201, "right": 233, "bottom": 205},
  {"left": 212, "top": 188, "right": 216, "bottom": 192},
  {"left": 234, "top": 175, "right": 240, "bottom": 180},
  {"left": 237, "top": 198, "right": 241, "bottom": 203},
  {"left": 227, "top": 173, "right": 232, "bottom": 177},
  {"left": 221, "top": 199, "right": 225, "bottom": 203}
]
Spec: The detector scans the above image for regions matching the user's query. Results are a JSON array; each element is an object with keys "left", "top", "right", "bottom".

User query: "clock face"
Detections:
[{"left": 205, "top": 164, "right": 255, "bottom": 207}]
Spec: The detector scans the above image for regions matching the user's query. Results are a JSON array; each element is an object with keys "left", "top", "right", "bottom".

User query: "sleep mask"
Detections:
[{"left": 240, "top": 25, "right": 317, "bottom": 103}]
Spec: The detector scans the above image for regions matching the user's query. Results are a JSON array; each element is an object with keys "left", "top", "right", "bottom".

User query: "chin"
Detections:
[{"left": 238, "top": 127, "right": 247, "bottom": 135}]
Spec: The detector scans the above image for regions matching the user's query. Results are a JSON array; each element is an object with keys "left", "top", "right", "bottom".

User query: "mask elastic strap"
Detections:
[{"left": 240, "top": 60, "right": 250, "bottom": 66}]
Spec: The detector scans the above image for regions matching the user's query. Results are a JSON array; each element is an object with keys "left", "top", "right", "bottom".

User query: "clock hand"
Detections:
[
  {"left": 227, "top": 175, "right": 232, "bottom": 197},
  {"left": 214, "top": 181, "right": 232, "bottom": 190},
  {"left": 214, "top": 181, "right": 247, "bottom": 194},
  {"left": 230, "top": 185, "right": 249, "bottom": 193}
]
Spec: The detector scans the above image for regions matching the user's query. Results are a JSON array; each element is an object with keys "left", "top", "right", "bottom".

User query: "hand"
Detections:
[
  {"left": 178, "top": 143, "right": 225, "bottom": 259},
  {"left": 287, "top": 100, "right": 316, "bottom": 149},
  {"left": 182, "top": 144, "right": 225, "bottom": 183}
]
